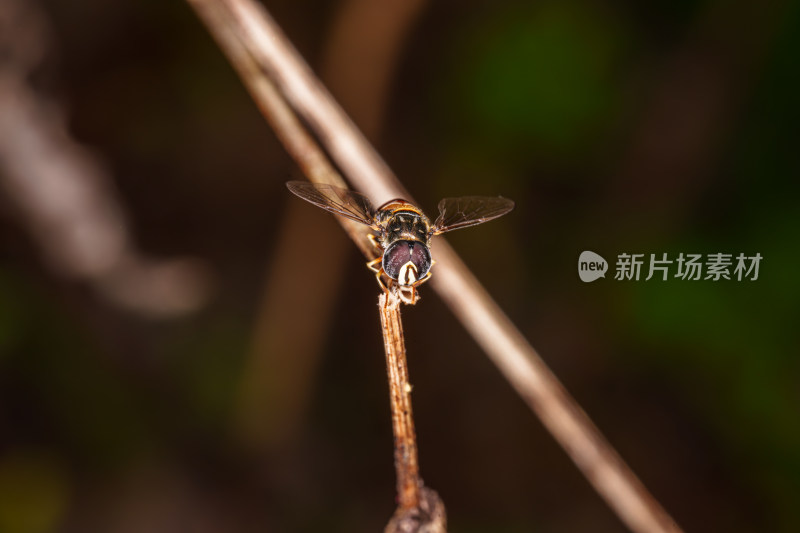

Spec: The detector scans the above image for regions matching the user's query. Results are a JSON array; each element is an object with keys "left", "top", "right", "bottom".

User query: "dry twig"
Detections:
[
  {"left": 186, "top": 1, "right": 684, "bottom": 532},
  {"left": 379, "top": 290, "right": 421, "bottom": 510},
  {"left": 378, "top": 291, "right": 447, "bottom": 533},
  {"left": 380, "top": 290, "right": 446, "bottom": 532}
]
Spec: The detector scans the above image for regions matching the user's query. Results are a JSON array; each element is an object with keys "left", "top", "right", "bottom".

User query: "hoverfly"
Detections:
[{"left": 287, "top": 181, "right": 514, "bottom": 303}]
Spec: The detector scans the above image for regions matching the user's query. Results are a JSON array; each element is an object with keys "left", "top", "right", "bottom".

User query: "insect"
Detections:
[{"left": 287, "top": 181, "right": 514, "bottom": 303}]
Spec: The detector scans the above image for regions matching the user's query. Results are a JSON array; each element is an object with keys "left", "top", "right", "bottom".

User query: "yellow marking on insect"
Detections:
[{"left": 398, "top": 261, "right": 417, "bottom": 286}]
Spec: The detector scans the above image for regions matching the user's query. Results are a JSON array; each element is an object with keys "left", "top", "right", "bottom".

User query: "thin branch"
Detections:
[
  {"left": 378, "top": 292, "right": 447, "bottom": 532},
  {"left": 379, "top": 290, "right": 422, "bottom": 510},
  {"left": 380, "top": 290, "right": 447, "bottom": 531},
  {"left": 186, "top": 1, "right": 683, "bottom": 532}
]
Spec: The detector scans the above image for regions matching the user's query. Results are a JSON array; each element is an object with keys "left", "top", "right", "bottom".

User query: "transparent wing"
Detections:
[
  {"left": 286, "top": 181, "right": 377, "bottom": 227},
  {"left": 432, "top": 196, "right": 515, "bottom": 235}
]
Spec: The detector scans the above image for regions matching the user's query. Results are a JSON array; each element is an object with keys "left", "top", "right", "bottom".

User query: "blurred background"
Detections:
[{"left": 0, "top": 0, "right": 798, "bottom": 531}]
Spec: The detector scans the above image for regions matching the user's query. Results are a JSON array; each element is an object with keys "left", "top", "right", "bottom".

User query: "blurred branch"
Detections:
[
  {"left": 186, "top": 1, "right": 683, "bottom": 532},
  {"left": 237, "top": 202, "right": 348, "bottom": 450},
  {"left": 0, "top": 0, "right": 210, "bottom": 317},
  {"left": 321, "top": 0, "right": 427, "bottom": 138}
]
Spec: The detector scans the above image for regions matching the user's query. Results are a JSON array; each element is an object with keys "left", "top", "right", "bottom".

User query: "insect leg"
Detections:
[
  {"left": 366, "top": 257, "right": 390, "bottom": 293},
  {"left": 367, "top": 233, "right": 383, "bottom": 252},
  {"left": 366, "top": 256, "right": 382, "bottom": 273},
  {"left": 412, "top": 268, "right": 433, "bottom": 287}
]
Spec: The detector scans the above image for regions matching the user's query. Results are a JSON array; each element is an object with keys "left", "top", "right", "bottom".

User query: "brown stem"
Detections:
[
  {"left": 379, "top": 291, "right": 421, "bottom": 510},
  {"left": 380, "top": 289, "right": 447, "bottom": 532}
]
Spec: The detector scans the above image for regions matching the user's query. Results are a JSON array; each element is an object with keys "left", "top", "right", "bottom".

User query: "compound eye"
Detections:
[{"left": 382, "top": 241, "right": 432, "bottom": 285}]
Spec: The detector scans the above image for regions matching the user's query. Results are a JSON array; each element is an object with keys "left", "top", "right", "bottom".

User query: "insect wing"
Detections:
[
  {"left": 432, "top": 196, "right": 515, "bottom": 235},
  {"left": 286, "top": 181, "right": 377, "bottom": 227}
]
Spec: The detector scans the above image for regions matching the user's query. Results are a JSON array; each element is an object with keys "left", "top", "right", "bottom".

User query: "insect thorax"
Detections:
[{"left": 379, "top": 210, "right": 430, "bottom": 247}]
